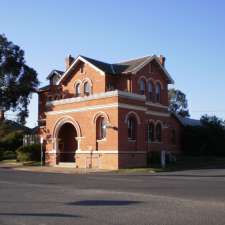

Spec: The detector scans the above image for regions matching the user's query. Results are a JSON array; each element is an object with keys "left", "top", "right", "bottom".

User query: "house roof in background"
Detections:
[{"left": 174, "top": 114, "right": 202, "bottom": 127}]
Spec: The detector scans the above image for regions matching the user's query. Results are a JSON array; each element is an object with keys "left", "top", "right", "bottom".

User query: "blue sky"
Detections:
[{"left": 1, "top": 0, "right": 225, "bottom": 127}]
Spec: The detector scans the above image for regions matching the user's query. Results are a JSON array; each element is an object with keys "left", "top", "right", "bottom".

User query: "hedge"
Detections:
[{"left": 16, "top": 144, "right": 41, "bottom": 162}]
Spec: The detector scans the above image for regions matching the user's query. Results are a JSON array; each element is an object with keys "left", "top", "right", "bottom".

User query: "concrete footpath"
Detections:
[{"left": 0, "top": 161, "right": 110, "bottom": 174}]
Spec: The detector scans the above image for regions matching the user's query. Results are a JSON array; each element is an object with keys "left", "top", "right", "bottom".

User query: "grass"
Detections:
[{"left": 116, "top": 156, "right": 225, "bottom": 173}]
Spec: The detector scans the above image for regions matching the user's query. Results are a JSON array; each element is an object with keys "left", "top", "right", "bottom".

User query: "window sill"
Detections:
[
  {"left": 97, "top": 138, "right": 107, "bottom": 142},
  {"left": 128, "top": 139, "right": 136, "bottom": 142}
]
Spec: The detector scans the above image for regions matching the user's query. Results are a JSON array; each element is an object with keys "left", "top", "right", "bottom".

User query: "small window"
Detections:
[
  {"left": 84, "top": 82, "right": 91, "bottom": 96},
  {"left": 96, "top": 116, "right": 106, "bottom": 140},
  {"left": 147, "top": 122, "right": 154, "bottom": 143},
  {"left": 156, "top": 123, "right": 162, "bottom": 142},
  {"left": 140, "top": 79, "right": 146, "bottom": 95},
  {"left": 171, "top": 129, "right": 176, "bottom": 144},
  {"left": 156, "top": 83, "right": 161, "bottom": 103},
  {"left": 128, "top": 116, "right": 137, "bottom": 140},
  {"left": 147, "top": 81, "right": 154, "bottom": 101},
  {"left": 75, "top": 83, "right": 81, "bottom": 97}
]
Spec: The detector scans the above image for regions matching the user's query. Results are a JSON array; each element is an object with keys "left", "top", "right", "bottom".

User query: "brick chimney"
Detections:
[
  {"left": 159, "top": 55, "right": 166, "bottom": 67},
  {"left": 65, "top": 54, "right": 74, "bottom": 69}
]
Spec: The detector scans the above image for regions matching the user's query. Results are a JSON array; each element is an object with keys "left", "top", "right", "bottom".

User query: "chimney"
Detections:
[
  {"left": 65, "top": 54, "right": 74, "bottom": 69},
  {"left": 0, "top": 110, "right": 5, "bottom": 122},
  {"left": 159, "top": 55, "right": 166, "bottom": 67}
]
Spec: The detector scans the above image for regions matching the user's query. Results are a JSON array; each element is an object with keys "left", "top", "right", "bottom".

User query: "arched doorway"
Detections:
[{"left": 57, "top": 123, "right": 77, "bottom": 162}]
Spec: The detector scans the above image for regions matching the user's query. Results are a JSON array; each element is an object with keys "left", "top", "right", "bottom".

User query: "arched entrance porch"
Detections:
[
  {"left": 58, "top": 123, "right": 77, "bottom": 162},
  {"left": 53, "top": 117, "right": 82, "bottom": 164}
]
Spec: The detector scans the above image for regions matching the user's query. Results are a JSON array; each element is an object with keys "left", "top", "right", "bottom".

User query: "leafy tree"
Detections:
[
  {"left": 169, "top": 88, "right": 190, "bottom": 117},
  {"left": 0, "top": 34, "right": 39, "bottom": 124},
  {"left": 183, "top": 115, "right": 225, "bottom": 156}
]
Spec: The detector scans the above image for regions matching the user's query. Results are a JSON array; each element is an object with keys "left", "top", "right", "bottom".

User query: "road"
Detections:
[{"left": 0, "top": 168, "right": 225, "bottom": 225}]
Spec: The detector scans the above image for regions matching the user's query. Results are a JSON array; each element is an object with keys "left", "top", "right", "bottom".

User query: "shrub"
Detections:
[
  {"left": 16, "top": 144, "right": 41, "bottom": 162},
  {"left": 0, "top": 148, "right": 3, "bottom": 161},
  {"left": 183, "top": 115, "right": 225, "bottom": 156},
  {"left": 147, "top": 151, "right": 161, "bottom": 167},
  {"left": 0, "top": 131, "right": 23, "bottom": 152}
]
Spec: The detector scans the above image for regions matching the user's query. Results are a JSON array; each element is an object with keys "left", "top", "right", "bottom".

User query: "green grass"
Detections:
[{"left": 116, "top": 156, "right": 225, "bottom": 173}]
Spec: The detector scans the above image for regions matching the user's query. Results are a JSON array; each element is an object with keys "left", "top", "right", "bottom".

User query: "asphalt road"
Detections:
[{"left": 0, "top": 168, "right": 225, "bottom": 225}]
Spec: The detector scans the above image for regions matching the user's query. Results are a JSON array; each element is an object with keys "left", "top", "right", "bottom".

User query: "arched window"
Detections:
[
  {"left": 96, "top": 116, "right": 106, "bottom": 140},
  {"left": 140, "top": 79, "right": 146, "bottom": 95},
  {"left": 54, "top": 95, "right": 60, "bottom": 100},
  {"left": 84, "top": 82, "right": 91, "bottom": 96},
  {"left": 147, "top": 122, "right": 154, "bottom": 143},
  {"left": 128, "top": 116, "right": 137, "bottom": 140},
  {"left": 147, "top": 81, "right": 154, "bottom": 101},
  {"left": 156, "top": 123, "right": 162, "bottom": 142},
  {"left": 156, "top": 83, "right": 161, "bottom": 103},
  {"left": 75, "top": 83, "right": 81, "bottom": 97}
]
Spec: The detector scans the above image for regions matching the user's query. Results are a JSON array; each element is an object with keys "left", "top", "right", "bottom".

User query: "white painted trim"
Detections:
[
  {"left": 146, "top": 110, "right": 170, "bottom": 117},
  {"left": 46, "top": 101, "right": 170, "bottom": 116},
  {"left": 46, "top": 90, "right": 145, "bottom": 106},
  {"left": 119, "top": 103, "right": 146, "bottom": 111},
  {"left": 146, "top": 101, "right": 168, "bottom": 109},
  {"left": 46, "top": 103, "right": 119, "bottom": 115},
  {"left": 57, "top": 55, "right": 105, "bottom": 85}
]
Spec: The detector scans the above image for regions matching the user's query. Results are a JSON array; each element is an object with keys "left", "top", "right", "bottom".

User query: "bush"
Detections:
[
  {"left": 0, "top": 148, "right": 3, "bottom": 161},
  {"left": 16, "top": 144, "right": 41, "bottom": 162},
  {"left": 0, "top": 131, "right": 23, "bottom": 152},
  {"left": 147, "top": 151, "right": 161, "bottom": 167},
  {"left": 183, "top": 115, "right": 225, "bottom": 156}
]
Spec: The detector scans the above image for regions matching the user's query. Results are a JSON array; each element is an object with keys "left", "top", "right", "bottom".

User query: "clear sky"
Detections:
[{"left": 1, "top": 0, "right": 225, "bottom": 127}]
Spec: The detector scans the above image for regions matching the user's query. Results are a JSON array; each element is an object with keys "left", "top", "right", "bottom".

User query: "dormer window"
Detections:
[{"left": 84, "top": 82, "right": 91, "bottom": 96}]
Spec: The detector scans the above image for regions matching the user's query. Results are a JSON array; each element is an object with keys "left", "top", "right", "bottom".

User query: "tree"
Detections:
[
  {"left": 0, "top": 34, "right": 39, "bottom": 124},
  {"left": 168, "top": 88, "right": 190, "bottom": 117},
  {"left": 183, "top": 115, "right": 225, "bottom": 156}
]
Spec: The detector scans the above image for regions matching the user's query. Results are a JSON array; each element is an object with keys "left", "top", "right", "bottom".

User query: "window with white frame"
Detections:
[
  {"left": 156, "top": 123, "right": 162, "bottom": 142},
  {"left": 75, "top": 83, "right": 81, "bottom": 97},
  {"left": 147, "top": 81, "right": 154, "bottom": 101},
  {"left": 84, "top": 82, "right": 91, "bottom": 96},
  {"left": 128, "top": 116, "right": 137, "bottom": 140},
  {"left": 139, "top": 79, "right": 146, "bottom": 95},
  {"left": 147, "top": 122, "right": 154, "bottom": 143},
  {"left": 96, "top": 116, "right": 106, "bottom": 140},
  {"left": 156, "top": 83, "right": 161, "bottom": 103}
]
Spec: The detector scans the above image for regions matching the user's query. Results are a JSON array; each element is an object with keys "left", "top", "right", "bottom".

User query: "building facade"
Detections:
[{"left": 38, "top": 54, "right": 182, "bottom": 169}]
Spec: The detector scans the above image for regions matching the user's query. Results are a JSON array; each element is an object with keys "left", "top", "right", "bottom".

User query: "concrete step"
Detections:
[{"left": 56, "top": 162, "right": 75, "bottom": 168}]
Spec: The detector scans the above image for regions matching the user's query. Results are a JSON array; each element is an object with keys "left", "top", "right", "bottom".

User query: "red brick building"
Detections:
[{"left": 38, "top": 54, "right": 182, "bottom": 169}]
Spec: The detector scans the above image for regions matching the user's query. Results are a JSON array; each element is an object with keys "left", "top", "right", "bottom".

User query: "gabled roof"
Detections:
[
  {"left": 56, "top": 54, "right": 174, "bottom": 85},
  {"left": 46, "top": 70, "right": 64, "bottom": 80}
]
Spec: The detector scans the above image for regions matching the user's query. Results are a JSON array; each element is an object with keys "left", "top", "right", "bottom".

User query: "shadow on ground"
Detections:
[
  {"left": 67, "top": 200, "right": 142, "bottom": 206},
  {"left": 0, "top": 213, "right": 80, "bottom": 218}
]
